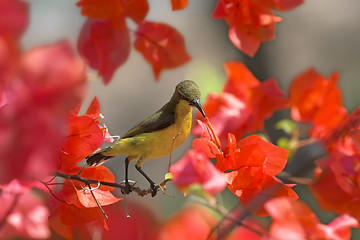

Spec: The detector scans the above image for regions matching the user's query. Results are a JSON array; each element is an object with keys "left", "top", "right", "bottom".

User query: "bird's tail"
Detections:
[{"left": 86, "top": 146, "right": 114, "bottom": 167}]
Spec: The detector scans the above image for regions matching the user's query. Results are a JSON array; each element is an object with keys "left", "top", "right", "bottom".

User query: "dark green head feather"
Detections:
[
  {"left": 174, "top": 80, "right": 206, "bottom": 117},
  {"left": 174, "top": 80, "right": 201, "bottom": 102}
]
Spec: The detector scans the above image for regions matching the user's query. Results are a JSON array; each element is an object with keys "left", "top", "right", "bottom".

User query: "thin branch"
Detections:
[
  {"left": 54, "top": 171, "right": 172, "bottom": 197},
  {"left": 86, "top": 183, "right": 108, "bottom": 219},
  {"left": 39, "top": 180, "right": 67, "bottom": 203}
]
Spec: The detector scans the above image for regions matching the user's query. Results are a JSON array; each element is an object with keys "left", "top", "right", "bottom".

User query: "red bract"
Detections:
[
  {"left": 170, "top": 149, "right": 227, "bottom": 195},
  {"left": 193, "top": 61, "right": 288, "bottom": 145},
  {"left": 192, "top": 119, "right": 296, "bottom": 216},
  {"left": 157, "top": 205, "right": 217, "bottom": 240},
  {"left": 324, "top": 106, "right": 360, "bottom": 155},
  {"left": 0, "top": 0, "right": 28, "bottom": 39},
  {"left": 77, "top": 0, "right": 149, "bottom": 26},
  {"left": 101, "top": 201, "right": 158, "bottom": 240},
  {"left": 0, "top": 41, "right": 86, "bottom": 184},
  {"left": 50, "top": 166, "right": 121, "bottom": 239},
  {"left": 0, "top": 180, "right": 50, "bottom": 239},
  {"left": 289, "top": 68, "right": 348, "bottom": 140},
  {"left": 77, "top": 0, "right": 125, "bottom": 22},
  {"left": 77, "top": 18, "right": 130, "bottom": 84},
  {"left": 171, "top": 0, "right": 188, "bottom": 11},
  {"left": 311, "top": 153, "right": 360, "bottom": 222},
  {"left": 218, "top": 135, "right": 297, "bottom": 216},
  {"left": 265, "top": 197, "right": 358, "bottom": 240},
  {"left": 0, "top": 0, "right": 27, "bottom": 94},
  {"left": 134, "top": 21, "right": 191, "bottom": 80},
  {"left": 60, "top": 97, "right": 112, "bottom": 172},
  {"left": 212, "top": 0, "right": 302, "bottom": 57},
  {"left": 77, "top": 0, "right": 148, "bottom": 83}
]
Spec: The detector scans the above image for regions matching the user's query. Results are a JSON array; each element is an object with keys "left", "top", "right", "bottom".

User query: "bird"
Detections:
[{"left": 86, "top": 80, "right": 206, "bottom": 197}]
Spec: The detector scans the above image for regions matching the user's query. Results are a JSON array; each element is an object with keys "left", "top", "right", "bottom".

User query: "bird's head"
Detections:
[{"left": 175, "top": 80, "right": 206, "bottom": 118}]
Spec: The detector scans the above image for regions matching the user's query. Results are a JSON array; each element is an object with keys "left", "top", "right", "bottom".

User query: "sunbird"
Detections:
[{"left": 86, "top": 80, "right": 206, "bottom": 197}]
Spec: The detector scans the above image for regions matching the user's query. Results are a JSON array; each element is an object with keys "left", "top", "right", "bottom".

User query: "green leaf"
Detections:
[{"left": 275, "top": 119, "right": 296, "bottom": 135}]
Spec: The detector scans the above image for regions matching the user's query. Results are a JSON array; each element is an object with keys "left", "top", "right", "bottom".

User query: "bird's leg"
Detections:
[
  {"left": 124, "top": 157, "right": 131, "bottom": 194},
  {"left": 135, "top": 165, "right": 157, "bottom": 197}
]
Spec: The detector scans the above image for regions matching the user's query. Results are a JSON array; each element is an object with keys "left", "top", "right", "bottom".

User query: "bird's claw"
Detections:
[
  {"left": 124, "top": 181, "right": 132, "bottom": 195},
  {"left": 150, "top": 184, "right": 158, "bottom": 197}
]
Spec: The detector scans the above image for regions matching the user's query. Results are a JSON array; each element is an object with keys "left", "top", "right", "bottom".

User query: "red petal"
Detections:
[
  {"left": 223, "top": 61, "right": 260, "bottom": 99},
  {"left": 237, "top": 135, "right": 288, "bottom": 175},
  {"left": 134, "top": 21, "right": 191, "bottom": 80},
  {"left": 170, "top": 149, "right": 227, "bottom": 195},
  {"left": 265, "top": 197, "right": 357, "bottom": 240},
  {"left": 76, "top": 0, "right": 124, "bottom": 20},
  {"left": 171, "top": 0, "right": 188, "bottom": 11},
  {"left": 77, "top": 18, "right": 130, "bottom": 84},
  {"left": 229, "top": 25, "right": 261, "bottom": 57},
  {"left": 265, "top": 197, "right": 323, "bottom": 239},
  {"left": 85, "top": 97, "right": 100, "bottom": 119},
  {"left": 289, "top": 68, "right": 330, "bottom": 122},
  {"left": 192, "top": 92, "right": 251, "bottom": 146},
  {"left": 61, "top": 115, "right": 103, "bottom": 157},
  {"left": 75, "top": 186, "right": 121, "bottom": 208},
  {"left": 102, "top": 201, "right": 158, "bottom": 239},
  {"left": 123, "top": 0, "right": 149, "bottom": 24},
  {"left": 0, "top": 0, "right": 28, "bottom": 39},
  {"left": 156, "top": 205, "right": 217, "bottom": 239},
  {"left": 0, "top": 41, "right": 86, "bottom": 183},
  {"left": 259, "top": 0, "right": 304, "bottom": 11},
  {"left": 245, "top": 78, "right": 289, "bottom": 132},
  {"left": 77, "top": 166, "right": 116, "bottom": 191}
]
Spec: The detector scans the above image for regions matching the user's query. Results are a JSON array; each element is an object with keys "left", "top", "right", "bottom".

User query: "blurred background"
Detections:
[{"left": 22, "top": 0, "right": 360, "bottom": 236}]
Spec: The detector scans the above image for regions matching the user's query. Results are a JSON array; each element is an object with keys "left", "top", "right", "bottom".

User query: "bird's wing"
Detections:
[{"left": 121, "top": 110, "right": 175, "bottom": 139}]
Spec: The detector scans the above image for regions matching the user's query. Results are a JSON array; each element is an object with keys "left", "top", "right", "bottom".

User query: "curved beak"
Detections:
[{"left": 190, "top": 99, "right": 206, "bottom": 118}]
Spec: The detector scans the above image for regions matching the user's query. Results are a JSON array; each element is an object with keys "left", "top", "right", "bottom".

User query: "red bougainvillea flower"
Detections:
[
  {"left": 289, "top": 68, "right": 348, "bottom": 140},
  {"left": 171, "top": 0, "right": 188, "bottom": 11},
  {"left": 76, "top": 0, "right": 149, "bottom": 27},
  {"left": 0, "top": 0, "right": 28, "bottom": 95},
  {"left": 170, "top": 148, "right": 227, "bottom": 195},
  {"left": 60, "top": 97, "right": 113, "bottom": 172},
  {"left": 52, "top": 200, "right": 157, "bottom": 239},
  {"left": 156, "top": 204, "right": 218, "bottom": 240},
  {"left": 77, "top": 18, "right": 130, "bottom": 84},
  {"left": 193, "top": 61, "right": 288, "bottom": 145},
  {"left": 134, "top": 21, "right": 191, "bottom": 80},
  {"left": 50, "top": 97, "right": 119, "bottom": 239},
  {"left": 212, "top": 0, "right": 303, "bottom": 57},
  {"left": 289, "top": 68, "right": 360, "bottom": 155},
  {"left": 192, "top": 120, "right": 296, "bottom": 216},
  {"left": 0, "top": 180, "right": 50, "bottom": 239},
  {"left": 324, "top": 106, "right": 360, "bottom": 155},
  {"left": 49, "top": 166, "right": 121, "bottom": 239},
  {"left": 265, "top": 197, "right": 358, "bottom": 240},
  {"left": 157, "top": 203, "right": 266, "bottom": 239},
  {"left": 101, "top": 201, "right": 158, "bottom": 239},
  {"left": 77, "top": 0, "right": 149, "bottom": 83},
  {"left": 217, "top": 134, "right": 297, "bottom": 216},
  {"left": 310, "top": 153, "right": 360, "bottom": 222},
  {"left": 0, "top": 41, "right": 87, "bottom": 184}
]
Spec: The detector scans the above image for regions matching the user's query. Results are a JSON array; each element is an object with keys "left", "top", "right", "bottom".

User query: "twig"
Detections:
[
  {"left": 39, "top": 180, "right": 67, "bottom": 203},
  {"left": 54, "top": 171, "right": 172, "bottom": 197},
  {"left": 86, "top": 183, "right": 108, "bottom": 219}
]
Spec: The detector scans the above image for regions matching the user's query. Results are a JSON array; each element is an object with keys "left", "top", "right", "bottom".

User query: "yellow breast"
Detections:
[{"left": 112, "top": 100, "right": 193, "bottom": 165}]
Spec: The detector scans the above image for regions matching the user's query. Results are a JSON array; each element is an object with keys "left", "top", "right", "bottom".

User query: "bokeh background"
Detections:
[{"left": 22, "top": 0, "right": 360, "bottom": 237}]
